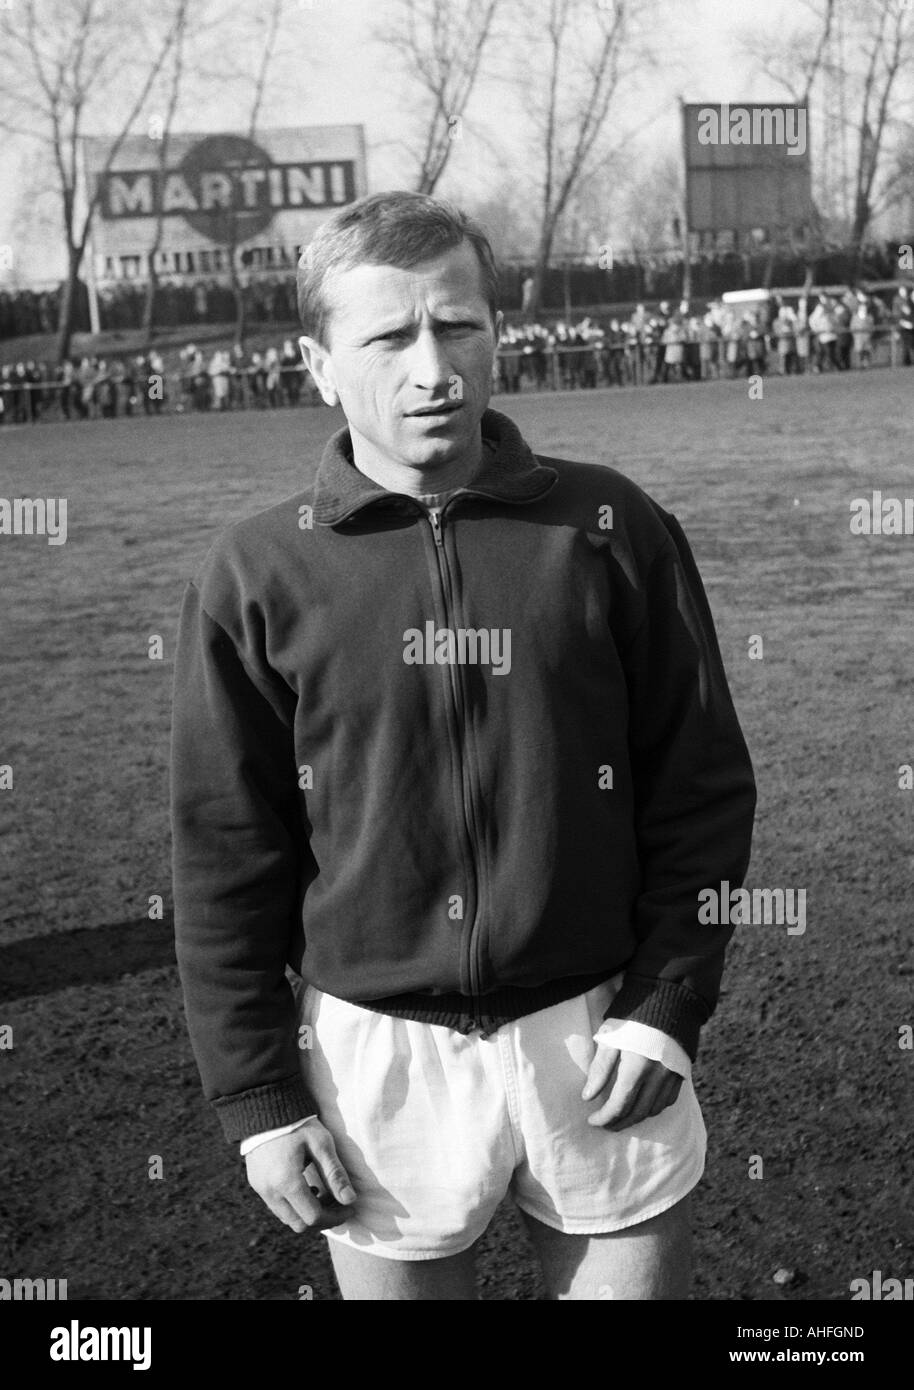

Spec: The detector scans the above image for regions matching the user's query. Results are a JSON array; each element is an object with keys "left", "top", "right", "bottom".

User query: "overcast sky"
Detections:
[{"left": 0, "top": 0, "right": 804, "bottom": 284}]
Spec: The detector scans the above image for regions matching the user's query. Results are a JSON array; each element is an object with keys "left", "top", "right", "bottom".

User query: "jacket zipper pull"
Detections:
[{"left": 428, "top": 507, "right": 444, "bottom": 546}]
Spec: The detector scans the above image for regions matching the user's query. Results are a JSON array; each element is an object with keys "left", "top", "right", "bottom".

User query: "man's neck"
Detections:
[{"left": 349, "top": 427, "right": 484, "bottom": 499}]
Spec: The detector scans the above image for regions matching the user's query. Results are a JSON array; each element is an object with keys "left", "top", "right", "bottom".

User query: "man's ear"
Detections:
[{"left": 298, "top": 334, "right": 339, "bottom": 407}]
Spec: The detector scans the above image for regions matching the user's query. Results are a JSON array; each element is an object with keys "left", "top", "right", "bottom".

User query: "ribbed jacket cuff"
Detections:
[
  {"left": 213, "top": 1076, "right": 317, "bottom": 1144},
  {"left": 602, "top": 974, "right": 710, "bottom": 1063}
]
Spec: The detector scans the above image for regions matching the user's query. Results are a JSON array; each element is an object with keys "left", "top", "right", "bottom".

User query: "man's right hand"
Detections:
[{"left": 244, "top": 1119, "right": 357, "bottom": 1233}]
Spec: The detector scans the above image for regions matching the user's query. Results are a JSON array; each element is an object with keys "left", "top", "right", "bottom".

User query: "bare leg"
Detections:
[
  {"left": 520, "top": 1192, "right": 692, "bottom": 1301},
  {"left": 326, "top": 1238, "right": 480, "bottom": 1301}
]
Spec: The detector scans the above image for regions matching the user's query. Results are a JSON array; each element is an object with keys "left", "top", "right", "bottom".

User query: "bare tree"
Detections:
[
  {"left": 518, "top": 0, "right": 653, "bottom": 317},
  {"left": 881, "top": 121, "right": 914, "bottom": 228},
  {"left": 376, "top": 0, "right": 502, "bottom": 194},
  {"left": 225, "top": 0, "right": 285, "bottom": 347},
  {"left": 742, "top": 0, "right": 836, "bottom": 108},
  {"left": 740, "top": 0, "right": 914, "bottom": 272},
  {"left": 739, "top": 0, "right": 835, "bottom": 282},
  {"left": 847, "top": 0, "right": 911, "bottom": 270},
  {"left": 141, "top": 0, "right": 192, "bottom": 348},
  {"left": 0, "top": 0, "right": 185, "bottom": 361}
]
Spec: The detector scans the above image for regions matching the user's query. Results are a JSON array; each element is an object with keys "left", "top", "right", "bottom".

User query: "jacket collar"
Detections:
[{"left": 312, "top": 407, "right": 558, "bottom": 525}]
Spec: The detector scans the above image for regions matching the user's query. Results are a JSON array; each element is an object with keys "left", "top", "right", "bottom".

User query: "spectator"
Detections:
[
  {"left": 603, "top": 318, "right": 626, "bottom": 386},
  {"left": 894, "top": 285, "right": 914, "bottom": 365},
  {"left": 281, "top": 338, "right": 301, "bottom": 405},
  {"left": 97, "top": 358, "right": 119, "bottom": 418},
  {"left": 187, "top": 346, "right": 209, "bottom": 410},
  {"left": 834, "top": 295, "right": 853, "bottom": 370},
  {"left": 772, "top": 302, "right": 797, "bottom": 375},
  {"left": 120, "top": 357, "right": 137, "bottom": 416},
  {"left": 248, "top": 350, "right": 266, "bottom": 407},
  {"left": 264, "top": 346, "right": 282, "bottom": 407},
  {"left": 57, "top": 358, "right": 76, "bottom": 420},
  {"left": 698, "top": 313, "right": 720, "bottom": 380},
  {"left": 809, "top": 296, "right": 838, "bottom": 372},
  {"left": 230, "top": 343, "right": 248, "bottom": 408},
  {"left": 745, "top": 313, "right": 767, "bottom": 375},
  {"left": 77, "top": 356, "right": 96, "bottom": 418},
  {"left": 795, "top": 299, "right": 810, "bottom": 374},
  {"left": 209, "top": 348, "right": 231, "bottom": 410},
  {"left": 851, "top": 294, "right": 875, "bottom": 369},
  {"left": 650, "top": 300, "right": 671, "bottom": 382},
  {"left": 661, "top": 316, "right": 684, "bottom": 383}
]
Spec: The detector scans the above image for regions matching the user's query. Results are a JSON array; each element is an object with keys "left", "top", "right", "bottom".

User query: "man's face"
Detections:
[{"left": 299, "top": 239, "right": 502, "bottom": 472}]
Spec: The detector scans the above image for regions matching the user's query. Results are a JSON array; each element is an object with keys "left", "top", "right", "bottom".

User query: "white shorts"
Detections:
[{"left": 295, "top": 974, "right": 706, "bottom": 1260}]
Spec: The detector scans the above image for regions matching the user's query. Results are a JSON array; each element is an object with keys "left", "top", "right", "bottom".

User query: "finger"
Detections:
[
  {"left": 604, "top": 1071, "right": 672, "bottom": 1132},
  {"left": 587, "top": 1068, "right": 648, "bottom": 1127},
  {"left": 581, "top": 1046, "right": 620, "bottom": 1101},
  {"left": 306, "top": 1131, "right": 358, "bottom": 1206},
  {"left": 647, "top": 1076, "right": 683, "bottom": 1119},
  {"left": 279, "top": 1177, "right": 327, "bottom": 1228},
  {"left": 264, "top": 1192, "right": 314, "bottom": 1234}
]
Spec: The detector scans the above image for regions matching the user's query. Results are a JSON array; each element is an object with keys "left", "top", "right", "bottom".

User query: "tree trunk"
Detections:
[
  {"left": 55, "top": 251, "right": 82, "bottom": 365},
  {"left": 850, "top": 192, "right": 870, "bottom": 278},
  {"left": 141, "top": 261, "right": 159, "bottom": 348},
  {"left": 529, "top": 219, "right": 558, "bottom": 318},
  {"left": 761, "top": 244, "right": 776, "bottom": 290},
  {"left": 234, "top": 275, "right": 247, "bottom": 350}
]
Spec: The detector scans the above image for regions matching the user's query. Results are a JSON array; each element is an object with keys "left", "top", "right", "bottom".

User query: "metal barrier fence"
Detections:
[
  {"left": 495, "top": 324, "right": 908, "bottom": 391},
  {"left": 0, "top": 362, "right": 321, "bottom": 423},
  {"left": 1, "top": 327, "right": 912, "bottom": 424}
]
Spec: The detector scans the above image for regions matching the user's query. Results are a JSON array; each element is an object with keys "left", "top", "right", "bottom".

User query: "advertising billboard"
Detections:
[
  {"left": 682, "top": 102, "right": 813, "bottom": 253},
  {"left": 81, "top": 125, "right": 367, "bottom": 281}
]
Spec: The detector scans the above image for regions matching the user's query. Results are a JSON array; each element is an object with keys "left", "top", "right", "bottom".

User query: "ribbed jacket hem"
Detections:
[
  {"left": 213, "top": 1075, "right": 317, "bottom": 1144},
  {"left": 353, "top": 969, "right": 618, "bottom": 1035},
  {"left": 601, "top": 973, "right": 710, "bottom": 1062}
]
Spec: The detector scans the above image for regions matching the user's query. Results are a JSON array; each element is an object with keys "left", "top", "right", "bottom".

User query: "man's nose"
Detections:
[{"left": 408, "top": 328, "right": 451, "bottom": 391}]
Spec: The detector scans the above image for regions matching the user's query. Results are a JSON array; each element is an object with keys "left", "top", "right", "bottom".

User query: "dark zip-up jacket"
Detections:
[{"left": 171, "top": 408, "right": 756, "bottom": 1142}]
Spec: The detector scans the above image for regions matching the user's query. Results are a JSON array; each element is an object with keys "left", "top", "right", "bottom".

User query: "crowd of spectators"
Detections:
[
  {"left": 495, "top": 287, "right": 913, "bottom": 392},
  {"left": 2, "top": 286, "right": 913, "bottom": 425},
  {"left": 0, "top": 339, "right": 318, "bottom": 424}
]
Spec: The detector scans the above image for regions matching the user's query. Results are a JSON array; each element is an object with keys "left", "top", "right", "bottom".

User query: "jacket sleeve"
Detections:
[
  {"left": 603, "top": 511, "right": 757, "bottom": 1060},
  {"left": 171, "top": 577, "right": 317, "bottom": 1143}
]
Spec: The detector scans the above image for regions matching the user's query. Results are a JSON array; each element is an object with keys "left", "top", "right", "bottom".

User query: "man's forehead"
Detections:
[{"left": 324, "top": 242, "right": 488, "bottom": 325}]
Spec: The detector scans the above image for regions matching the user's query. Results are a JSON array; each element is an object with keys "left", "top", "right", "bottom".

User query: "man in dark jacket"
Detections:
[
  {"left": 171, "top": 191, "right": 756, "bottom": 1301},
  {"left": 894, "top": 285, "right": 914, "bottom": 365}
]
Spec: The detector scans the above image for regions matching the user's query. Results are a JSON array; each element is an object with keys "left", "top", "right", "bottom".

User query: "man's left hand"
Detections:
[{"left": 582, "top": 1047, "right": 683, "bottom": 1131}]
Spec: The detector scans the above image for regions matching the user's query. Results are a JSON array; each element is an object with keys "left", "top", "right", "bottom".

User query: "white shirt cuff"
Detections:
[
  {"left": 239, "top": 1115, "right": 317, "bottom": 1157},
  {"left": 592, "top": 1019, "right": 692, "bottom": 1080}
]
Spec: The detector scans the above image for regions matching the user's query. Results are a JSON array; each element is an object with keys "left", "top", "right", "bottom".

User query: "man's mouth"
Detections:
[{"left": 405, "top": 402, "right": 463, "bottom": 417}]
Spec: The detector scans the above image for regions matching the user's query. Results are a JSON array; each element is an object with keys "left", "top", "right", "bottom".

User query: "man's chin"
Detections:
[{"left": 398, "top": 423, "right": 477, "bottom": 467}]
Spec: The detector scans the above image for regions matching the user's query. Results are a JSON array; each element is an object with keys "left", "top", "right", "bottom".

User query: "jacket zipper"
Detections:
[{"left": 426, "top": 501, "right": 485, "bottom": 1029}]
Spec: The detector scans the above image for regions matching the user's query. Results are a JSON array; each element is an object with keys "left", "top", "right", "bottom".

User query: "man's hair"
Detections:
[{"left": 296, "top": 190, "right": 499, "bottom": 345}]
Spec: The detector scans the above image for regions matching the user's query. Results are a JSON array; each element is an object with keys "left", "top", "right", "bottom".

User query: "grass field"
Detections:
[{"left": 2, "top": 371, "right": 913, "bottom": 1300}]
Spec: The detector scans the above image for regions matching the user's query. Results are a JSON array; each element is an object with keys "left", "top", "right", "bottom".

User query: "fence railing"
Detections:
[
  {"left": 2, "top": 327, "right": 912, "bottom": 423},
  {"left": 495, "top": 323, "right": 908, "bottom": 390}
]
